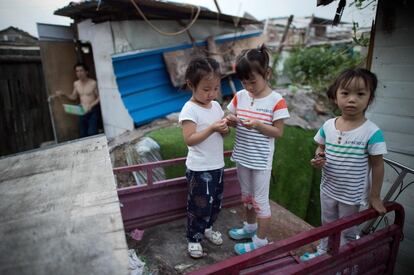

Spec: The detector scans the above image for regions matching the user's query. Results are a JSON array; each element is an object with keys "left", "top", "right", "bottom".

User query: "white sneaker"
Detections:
[
  {"left": 188, "top": 242, "right": 203, "bottom": 258},
  {"left": 204, "top": 228, "right": 223, "bottom": 245}
]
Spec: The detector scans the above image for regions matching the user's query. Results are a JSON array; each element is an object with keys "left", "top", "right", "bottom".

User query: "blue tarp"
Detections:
[{"left": 112, "top": 31, "right": 261, "bottom": 126}]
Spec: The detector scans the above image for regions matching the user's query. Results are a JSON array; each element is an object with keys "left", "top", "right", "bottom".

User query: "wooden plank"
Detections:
[
  {"left": 0, "top": 78, "right": 13, "bottom": 155},
  {"left": 163, "top": 35, "right": 264, "bottom": 87},
  {"left": 39, "top": 41, "right": 79, "bottom": 142},
  {"left": 374, "top": 26, "right": 414, "bottom": 47},
  {"left": 0, "top": 136, "right": 129, "bottom": 275},
  {"left": 0, "top": 62, "right": 53, "bottom": 156},
  {"left": 373, "top": 46, "right": 414, "bottom": 66},
  {"left": 380, "top": 130, "right": 414, "bottom": 156},
  {"left": 371, "top": 64, "right": 414, "bottom": 82},
  {"left": 367, "top": 112, "right": 414, "bottom": 136},
  {"left": 376, "top": 81, "right": 414, "bottom": 100},
  {"left": 369, "top": 97, "right": 414, "bottom": 118}
]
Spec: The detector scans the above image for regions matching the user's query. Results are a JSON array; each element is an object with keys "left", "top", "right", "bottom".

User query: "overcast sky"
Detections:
[{"left": 0, "top": 0, "right": 377, "bottom": 37}]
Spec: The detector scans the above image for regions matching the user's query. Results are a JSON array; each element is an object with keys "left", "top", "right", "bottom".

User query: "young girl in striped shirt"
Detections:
[
  {"left": 301, "top": 68, "right": 387, "bottom": 261},
  {"left": 226, "top": 45, "right": 290, "bottom": 255}
]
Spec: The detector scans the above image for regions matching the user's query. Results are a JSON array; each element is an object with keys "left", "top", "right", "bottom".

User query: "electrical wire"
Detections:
[{"left": 129, "top": 0, "right": 201, "bottom": 36}]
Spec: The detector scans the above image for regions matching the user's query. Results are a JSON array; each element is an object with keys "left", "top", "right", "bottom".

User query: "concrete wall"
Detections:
[
  {"left": 367, "top": 2, "right": 414, "bottom": 274},
  {"left": 77, "top": 19, "right": 244, "bottom": 139}
]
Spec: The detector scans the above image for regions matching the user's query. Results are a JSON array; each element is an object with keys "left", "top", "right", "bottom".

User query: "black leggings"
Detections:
[{"left": 186, "top": 167, "right": 224, "bottom": 242}]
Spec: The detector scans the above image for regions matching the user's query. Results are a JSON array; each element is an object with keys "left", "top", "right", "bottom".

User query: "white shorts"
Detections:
[{"left": 236, "top": 163, "right": 272, "bottom": 218}]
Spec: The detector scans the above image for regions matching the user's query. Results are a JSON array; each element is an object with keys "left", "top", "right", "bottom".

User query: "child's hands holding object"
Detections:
[
  {"left": 225, "top": 114, "right": 240, "bottom": 127},
  {"left": 225, "top": 114, "right": 260, "bottom": 130},
  {"left": 241, "top": 119, "right": 260, "bottom": 130},
  {"left": 310, "top": 152, "right": 326, "bottom": 168},
  {"left": 212, "top": 119, "right": 229, "bottom": 134}
]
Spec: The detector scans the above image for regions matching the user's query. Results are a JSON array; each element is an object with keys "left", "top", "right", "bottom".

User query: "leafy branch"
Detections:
[
  {"left": 350, "top": 0, "right": 377, "bottom": 9},
  {"left": 352, "top": 22, "right": 370, "bottom": 47}
]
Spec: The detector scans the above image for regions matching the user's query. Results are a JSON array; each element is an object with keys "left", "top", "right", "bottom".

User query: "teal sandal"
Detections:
[
  {"left": 229, "top": 227, "right": 256, "bottom": 240},
  {"left": 300, "top": 251, "right": 321, "bottom": 262}
]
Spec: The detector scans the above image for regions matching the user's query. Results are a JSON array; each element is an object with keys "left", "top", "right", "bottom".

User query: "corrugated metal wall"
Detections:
[
  {"left": 367, "top": 2, "right": 414, "bottom": 274},
  {"left": 111, "top": 32, "right": 260, "bottom": 126}
]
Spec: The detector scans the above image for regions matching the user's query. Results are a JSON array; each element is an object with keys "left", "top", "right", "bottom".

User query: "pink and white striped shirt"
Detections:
[{"left": 227, "top": 89, "right": 290, "bottom": 170}]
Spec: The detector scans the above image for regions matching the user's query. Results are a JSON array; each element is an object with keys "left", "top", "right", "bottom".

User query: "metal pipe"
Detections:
[{"left": 47, "top": 95, "right": 58, "bottom": 144}]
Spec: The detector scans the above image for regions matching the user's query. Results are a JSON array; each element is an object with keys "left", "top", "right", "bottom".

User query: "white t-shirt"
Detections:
[
  {"left": 179, "top": 101, "right": 225, "bottom": 171},
  {"left": 314, "top": 118, "right": 387, "bottom": 205},
  {"left": 227, "top": 89, "right": 290, "bottom": 170}
]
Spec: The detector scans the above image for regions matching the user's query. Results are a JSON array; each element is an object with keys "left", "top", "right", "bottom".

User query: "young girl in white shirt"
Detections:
[{"left": 179, "top": 57, "right": 229, "bottom": 258}]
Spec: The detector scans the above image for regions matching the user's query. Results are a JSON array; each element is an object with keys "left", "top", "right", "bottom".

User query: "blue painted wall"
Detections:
[{"left": 112, "top": 31, "right": 260, "bottom": 126}]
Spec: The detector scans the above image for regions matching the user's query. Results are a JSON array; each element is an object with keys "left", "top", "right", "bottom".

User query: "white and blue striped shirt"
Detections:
[{"left": 315, "top": 118, "right": 387, "bottom": 205}]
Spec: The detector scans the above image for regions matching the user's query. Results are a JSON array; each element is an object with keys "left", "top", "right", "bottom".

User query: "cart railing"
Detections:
[
  {"left": 190, "top": 202, "right": 404, "bottom": 275},
  {"left": 114, "top": 151, "right": 241, "bottom": 230}
]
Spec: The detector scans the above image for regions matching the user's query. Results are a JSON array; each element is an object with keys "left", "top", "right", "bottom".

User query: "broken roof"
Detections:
[
  {"left": 0, "top": 26, "right": 38, "bottom": 46},
  {"left": 317, "top": 0, "right": 336, "bottom": 6},
  {"left": 55, "top": 0, "right": 261, "bottom": 25}
]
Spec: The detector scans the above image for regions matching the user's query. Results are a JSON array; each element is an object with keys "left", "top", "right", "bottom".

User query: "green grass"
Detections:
[
  {"left": 146, "top": 127, "right": 236, "bottom": 179},
  {"left": 146, "top": 125, "right": 321, "bottom": 226},
  {"left": 270, "top": 126, "right": 321, "bottom": 226},
  {"left": 146, "top": 127, "right": 187, "bottom": 179}
]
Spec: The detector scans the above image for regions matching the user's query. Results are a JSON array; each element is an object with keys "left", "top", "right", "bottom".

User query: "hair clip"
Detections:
[{"left": 257, "top": 44, "right": 266, "bottom": 53}]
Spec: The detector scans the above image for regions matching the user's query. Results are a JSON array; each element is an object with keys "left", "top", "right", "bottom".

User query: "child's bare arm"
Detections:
[
  {"left": 369, "top": 154, "right": 386, "bottom": 214},
  {"left": 216, "top": 118, "right": 229, "bottom": 135},
  {"left": 310, "top": 144, "right": 326, "bottom": 168},
  {"left": 182, "top": 120, "right": 227, "bottom": 146}
]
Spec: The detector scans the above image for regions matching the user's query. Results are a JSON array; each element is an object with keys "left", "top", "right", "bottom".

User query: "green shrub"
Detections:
[{"left": 283, "top": 45, "right": 363, "bottom": 93}]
